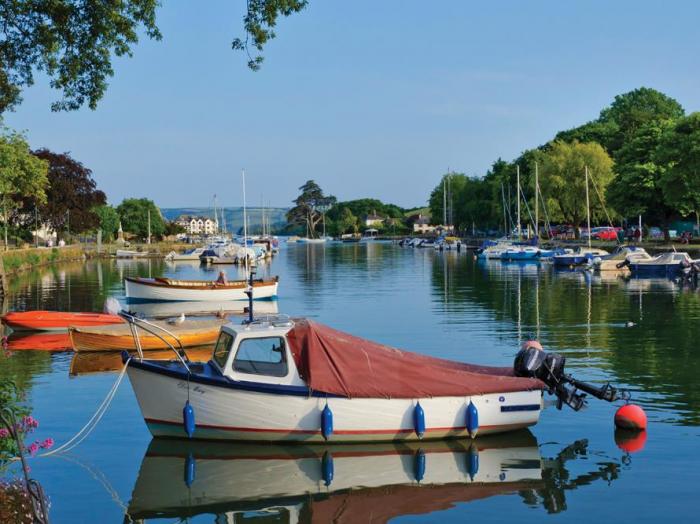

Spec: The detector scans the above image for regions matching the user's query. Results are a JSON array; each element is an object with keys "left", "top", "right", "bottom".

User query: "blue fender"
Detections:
[
  {"left": 322, "top": 451, "right": 334, "bottom": 487},
  {"left": 321, "top": 403, "right": 333, "bottom": 440},
  {"left": 183, "top": 400, "right": 196, "bottom": 439},
  {"left": 413, "top": 402, "right": 426, "bottom": 439},
  {"left": 466, "top": 400, "right": 479, "bottom": 438}
]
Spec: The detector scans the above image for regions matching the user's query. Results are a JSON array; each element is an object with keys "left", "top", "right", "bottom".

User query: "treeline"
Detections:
[
  {"left": 285, "top": 180, "right": 418, "bottom": 237},
  {"left": 0, "top": 122, "right": 182, "bottom": 246},
  {"left": 429, "top": 88, "right": 700, "bottom": 239}
]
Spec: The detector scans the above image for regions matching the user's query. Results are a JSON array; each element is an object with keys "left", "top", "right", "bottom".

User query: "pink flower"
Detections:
[
  {"left": 40, "top": 438, "right": 54, "bottom": 449},
  {"left": 0, "top": 428, "right": 9, "bottom": 438},
  {"left": 22, "top": 416, "right": 38, "bottom": 429},
  {"left": 27, "top": 442, "right": 39, "bottom": 455}
]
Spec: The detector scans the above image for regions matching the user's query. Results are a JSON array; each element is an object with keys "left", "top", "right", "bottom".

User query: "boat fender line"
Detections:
[
  {"left": 466, "top": 400, "right": 479, "bottom": 438},
  {"left": 321, "top": 403, "right": 333, "bottom": 440},
  {"left": 184, "top": 453, "right": 196, "bottom": 487},
  {"left": 38, "top": 358, "right": 132, "bottom": 458},
  {"left": 413, "top": 402, "right": 425, "bottom": 439},
  {"left": 616, "top": 259, "right": 630, "bottom": 269},
  {"left": 467, "top": 444, "right": 480, "bottom": 480},
  {"left": 414, "top": 449, "right": 426, "bottom": 483},
  {"left": 322, "top": 451, "right": 334, "bottom": 487}
]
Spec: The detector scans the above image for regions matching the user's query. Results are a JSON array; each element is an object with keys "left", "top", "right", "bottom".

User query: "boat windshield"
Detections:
[
  {"left": 233, "top": 336, "right": 288, "bottom": 377},
  {"left": 212, "top": 331, "right": 235, "bottom": 369}
]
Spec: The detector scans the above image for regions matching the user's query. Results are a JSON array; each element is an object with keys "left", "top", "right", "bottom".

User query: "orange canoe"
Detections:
[
  {"left": 69, "top": 319, "right": 226, "bottom": 352},
  {"left": 1, "top": 311, "right": 124, "bottom": 332}
]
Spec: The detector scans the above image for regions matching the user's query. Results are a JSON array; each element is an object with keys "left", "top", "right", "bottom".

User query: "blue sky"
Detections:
[{"left": 4, "top": 0, "right": 700, "bottom": 208}]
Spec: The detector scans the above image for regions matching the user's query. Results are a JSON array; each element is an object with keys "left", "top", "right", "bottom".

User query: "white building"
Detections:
[
  {"left": 176, "top": 215, "right": 219, "bottom": 235},
  {"left": 364, "top": 211, "right": 384, "bottom": 228}
]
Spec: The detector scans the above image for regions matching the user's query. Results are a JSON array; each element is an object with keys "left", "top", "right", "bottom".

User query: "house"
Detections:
[
  {"left": 364, "top": 210, "right": 384, "bottom": 227},
  {"left": 410, "top": 213, "right": 436, "bottom": 234},
  {"left": 176, "top": 215, "right": 219, "bottom": 235}
]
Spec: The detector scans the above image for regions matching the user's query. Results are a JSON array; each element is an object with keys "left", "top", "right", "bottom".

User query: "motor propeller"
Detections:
[{"left": 514, "top": 344, "right": 631, "bottom": 411}]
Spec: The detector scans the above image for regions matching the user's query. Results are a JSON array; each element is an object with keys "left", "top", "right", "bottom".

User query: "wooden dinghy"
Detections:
[
  {"left": 1, "top": 310, "right": 124, "bottom": 332},
  {"left": 69, "top": 319, "right": 227, "bottom": 352},
  {"left": 124, "top": 276, "right": 279, "bottom": 302}
]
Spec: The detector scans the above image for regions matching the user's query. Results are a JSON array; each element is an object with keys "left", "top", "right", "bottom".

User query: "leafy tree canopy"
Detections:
[
  {"left": 0, "top": 126, "right": 48, "bottom": 202},
  {"left": 94, "top": 204, "right": 120, "bottom": 241},
  {"left": 656, "top": 113, "right": 700, "bottom": 218},
  {"left": 0, "top": 0, "right": 307, "bottom": 113},
  {"left": 429, "top": 172, "right": 468, "bottom": 226},
  {"left": 32, "top": 149, "right": 106, "bottom": 234},
  {"left": 534, "top": 140, "right": 614, "bottom": 232},
  {"left": 117, "top": 198, "right": 164, "bottom": 240},
  {"left": 286, "top": 180, "right": 336, "bottom": 238}
]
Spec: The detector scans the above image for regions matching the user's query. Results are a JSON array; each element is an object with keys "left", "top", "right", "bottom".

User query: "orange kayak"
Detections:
[
  {"left": 69, "top": 319, "right": 226, "bottom": 352},
  {"left": 1, "top": 311, "right": 124, "bottom": 332},
  {"left": 5, "top": 333, "right": 73, "bottom": 351}
]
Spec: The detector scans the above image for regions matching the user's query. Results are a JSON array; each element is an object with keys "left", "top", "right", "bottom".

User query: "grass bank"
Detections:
[{"left": 0, "top": 245, "right": 85, "bottom": 276}]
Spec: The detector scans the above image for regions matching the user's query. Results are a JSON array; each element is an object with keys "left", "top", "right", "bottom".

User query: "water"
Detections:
[{"left": 1, "top": 244, "right": 698, "bottom": 522}]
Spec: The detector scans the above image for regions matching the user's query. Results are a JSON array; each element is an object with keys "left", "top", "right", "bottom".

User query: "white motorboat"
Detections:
[
  {"left": 115, "top": 249, "right": 147, "bottom": 259},
  {"left": 124, "top": 276, "right": 279, "bottom": 302},
  {"left": 164, "top": 246, "right": 206, "bottom": 261}
]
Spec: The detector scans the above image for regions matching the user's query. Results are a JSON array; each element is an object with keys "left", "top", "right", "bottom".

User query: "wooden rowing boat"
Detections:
[
  {"left": 124, "top": 276, "right": 279, "bottom": 302},
  {"left": 69, "top": 319, "right": 227, "bottom": 352},
  {"left": 1, "top": 310, "right": 124, "bottom": 332},
  {"left": 69, "top": 346, "right": 215, "bottom": 375}
]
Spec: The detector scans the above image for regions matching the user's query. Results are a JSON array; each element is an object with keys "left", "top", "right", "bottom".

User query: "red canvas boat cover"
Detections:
[{"left": 286, "top": 320, "right": 543, "bottom": 399}]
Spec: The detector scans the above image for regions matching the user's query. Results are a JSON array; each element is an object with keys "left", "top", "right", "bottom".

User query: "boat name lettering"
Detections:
[{"left": 177, "top": 382, "right": 206, "bottom": 395}]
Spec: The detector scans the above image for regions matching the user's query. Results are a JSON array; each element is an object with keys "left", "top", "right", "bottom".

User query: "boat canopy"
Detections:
[{"left": 286, "top": 320, "right": 543, "bottom": 399}]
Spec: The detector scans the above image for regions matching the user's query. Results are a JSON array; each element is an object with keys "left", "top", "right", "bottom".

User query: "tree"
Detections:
[
  {"left": 286, "top": 180, "right": 336, "bottom": 238},
  {"left": 534, "top": 141, "right": 614, "bottom": 236},
  {"left": 94, "top": 204, "right": 120, "bottom": 242},
  {"left": 606, "top": 121, "right": 676, "bottom": 239},
  {"left": 598, "top": 87, "right": 685, "bottom": 153},
  {"left": 0, "top": 0, "right": 308, "bottom": 113},
  {"left": 31, "top": 149, "right": 106, "bottom": 236},
  {"left": 656, "top": 113, "right": 700, "bottom": 223},
  {"left": 336, "top": 207, "right": 358, "bottom": 234},
  {"left": 429, "top": 172, "right": 468, "bottom": 226},
  {"left": 0, "top": 126, "right": 48, "bottom": 247},
  {"left": 116, "top": 198, "right": 164, "bottom": 240}
]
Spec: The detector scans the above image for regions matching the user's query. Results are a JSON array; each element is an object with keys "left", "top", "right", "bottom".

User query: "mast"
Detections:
[
  {"left": 242, "top": 169, "right": 249, "bottom": 279},
  {"left": 501, "top": 183, "right": 507, "bottom": 235},
  {"left": 443, "top": 173, "right": 447, "bottom": 226},
  {"left": 516, "top": 165, "right": 521, "bottom": 240},
  {"left": 147, "top": 209, "right": 151, "bottom": 244},
  {"left": 585, "top": 165, "right": 591, "bottom": 250},
  {"left": 535, "top": 162, "right": 539, "bottom": 241}
]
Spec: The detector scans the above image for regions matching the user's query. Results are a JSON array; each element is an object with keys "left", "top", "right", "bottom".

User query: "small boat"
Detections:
[
  {"left": 116, "top": 249, "right": 147, "bottom": 258},
  {"left": 628, "top": 251, "right": 697, "bottom": 278},
  {"left": 500, "top": 246, "right": 540, "bottom": 261},
  {"left": 124, "top": 276, "right": 279, "bottom": 302},
  {"left": 164, "top": 247, "right": 206, "bottom": 261},
  {"left": 552, "top": 248, "right": 609, "bottom": 267},
  {"left": 5, "top": 333, "right": 73, "bottom": 352},
  {"left": 127, "top": 433, "right": 544, "bottom": 520},
  {"left": 593, "top": 246, "right": 651, "bottom": 272},
  {"left": 297, "top": 237, "right": 327, "bottom": 244},
  {"left": 69, "top": 318, "right": 227, "bottom": 352},
  {"left": 1, "top": 311, "right": 123, "bottom": 332},
  {"left": 125, "top": 299, "right": 279, "bottom": 319}
]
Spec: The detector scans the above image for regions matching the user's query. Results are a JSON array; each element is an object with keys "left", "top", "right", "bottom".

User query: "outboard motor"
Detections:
[{"left": 514, "top": 343, "right": 630, "bottom": 411}]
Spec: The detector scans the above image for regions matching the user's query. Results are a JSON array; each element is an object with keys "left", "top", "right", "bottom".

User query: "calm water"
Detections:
[{"left": 1, "top": 243, "right": 699, "bottom": 523}]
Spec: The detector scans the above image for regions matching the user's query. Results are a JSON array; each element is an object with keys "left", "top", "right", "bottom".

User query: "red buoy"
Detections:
[{"left": 614, "top": 404, "right": 647, "bottom": 431}]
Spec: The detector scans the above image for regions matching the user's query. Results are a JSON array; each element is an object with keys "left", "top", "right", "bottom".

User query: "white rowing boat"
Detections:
[{"left": 124, "top": 276, "right": 279, "bottom": 302}]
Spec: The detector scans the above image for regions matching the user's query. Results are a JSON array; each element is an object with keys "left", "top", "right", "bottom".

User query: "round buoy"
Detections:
[
  {"left": 615, "top": 428, "right": 647, "bottom": 453},
  {"left": 614, "top": 404, "right": 647, "bottom": 431}
]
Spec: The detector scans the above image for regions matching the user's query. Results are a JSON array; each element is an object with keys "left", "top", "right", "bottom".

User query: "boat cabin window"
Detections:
[
  {"left": 212, "top": 331, "right": 235, "bottom": 369},
  {"left": 233, "top": 336, "right": 288, "bottom": 377}
]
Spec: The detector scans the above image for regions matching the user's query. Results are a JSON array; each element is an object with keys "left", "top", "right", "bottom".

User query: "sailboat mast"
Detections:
[
  {"left": 242, "top": 170, "right": 249, "bottom": 279},
  {"left": 443, "top": 173, "right": 447, "bottom": 226},
  {"left": 516, "top": 165, "right": 521, "bottom": 239},
  {"left": 535, "top": 162, "right": 539, "bottom": 241},
  {"left": 501, "top": 183, "right": 507, "bottom": 235},
  {"left": 585, "top": 165, "right": 591, "bottom": 250},
  {"left": 147, "top": 209, "right": 151, "bottom": 244}
]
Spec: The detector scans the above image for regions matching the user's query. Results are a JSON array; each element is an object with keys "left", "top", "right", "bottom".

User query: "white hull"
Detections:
[
  {"left": 116, "top": 250, "right": 147, "bottom": 258},
  {"left": 124, "top": 278, "right": 278, "bottom": 302},
  {"left": 125, "top": 299, "right": 279, "bottom": 318},
  {"left": 127, "top": 436, "right": 542, "bottom": 518},
  {"left": 127, "top": 364, "right": 542, "bottom": 443}
]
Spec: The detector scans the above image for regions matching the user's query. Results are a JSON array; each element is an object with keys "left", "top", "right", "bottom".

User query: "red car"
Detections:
[{"left": 591, "top": 227, "right": 618, "bottom": 241}]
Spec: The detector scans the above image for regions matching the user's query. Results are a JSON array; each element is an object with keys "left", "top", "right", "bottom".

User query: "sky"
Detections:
[{"left": 4, "top": 0, "right": 700, "bottom": 209}]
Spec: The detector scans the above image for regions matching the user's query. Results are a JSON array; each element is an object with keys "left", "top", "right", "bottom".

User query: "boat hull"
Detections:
[
  {"left": 628, "top": 263, "right": 684, "bottom": 277},
  {"left": 1, "top": 311, "right": 123, "bottom": 331},
  {"left": 127, "top": 361, "right": 542, "bottom": 443},
  {"left": 124, "top": 277, "right": 278, "bottom": 302}
]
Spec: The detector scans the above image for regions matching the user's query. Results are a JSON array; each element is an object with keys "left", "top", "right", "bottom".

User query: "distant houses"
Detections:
[
  {"left": 363, "top": 211, "right": 384, "bottom": 228},
  {"left": 408, "top": 213, "right": 436, "bottom": 234},
  {"left": 176, "top": 215, "right": 218, "bottom": 235}
]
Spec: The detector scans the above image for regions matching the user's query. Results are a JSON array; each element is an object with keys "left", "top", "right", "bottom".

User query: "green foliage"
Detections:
[
  {"left": 286, "top": 181, "right": 336, "bottom": 238},
  {"left": 429, "top": 172, "right": 468, "bottom": 226},
  {"left": 116, "top": 198, "right": 165, "bottom": 240},
  {"left": 164, "top": 220, "right": 186, "bottom": 237},
  {"left": 656, "top": 113, "right": 700, "bottom": 218},
  {"left": 0, "top": 126, "right": 48, "bottom": 203},
  {"left": 534, "top": 141, "right": 614, "bottom": 230},
  {"left": 94, "top": 205, "right": 120, "bottom": 241},
  {"left": 335, "top": 207, "right": 359, "bottom": 234},
  {"left": 0, "top": 0, "right": 162, "bottom": 113},
  {"left": 231, "top": 0, "right": 308, "bottom": 70}
]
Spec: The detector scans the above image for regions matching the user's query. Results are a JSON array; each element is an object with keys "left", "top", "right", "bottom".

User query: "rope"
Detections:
[
  {"left": 39, "top": 358, "right": 131, "bottom": 457},
  {"left": 587, "top": 170, "right": 621, "bottom": 244}
]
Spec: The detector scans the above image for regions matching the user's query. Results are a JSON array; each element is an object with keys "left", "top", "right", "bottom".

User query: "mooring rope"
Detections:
[{"left": 38, "top": 358, "right": 131, "bottom": 457}]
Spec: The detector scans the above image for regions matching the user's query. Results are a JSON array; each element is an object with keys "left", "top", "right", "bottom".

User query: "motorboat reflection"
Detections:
[{"left": 126, "top": 431, "right": 624, "bottom": 521}]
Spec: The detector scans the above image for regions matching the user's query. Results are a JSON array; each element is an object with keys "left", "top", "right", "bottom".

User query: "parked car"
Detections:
[{"left": 590, "top": 227, "right": 618, "bottom": 241}]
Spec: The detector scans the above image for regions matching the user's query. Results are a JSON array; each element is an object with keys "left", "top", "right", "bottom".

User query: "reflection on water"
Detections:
[
  {"left": 126, "top": 431, "right": 622, "bottom": 522},
  {"left": 2, "top": 244, "right": 699, "bottom": 522}
]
